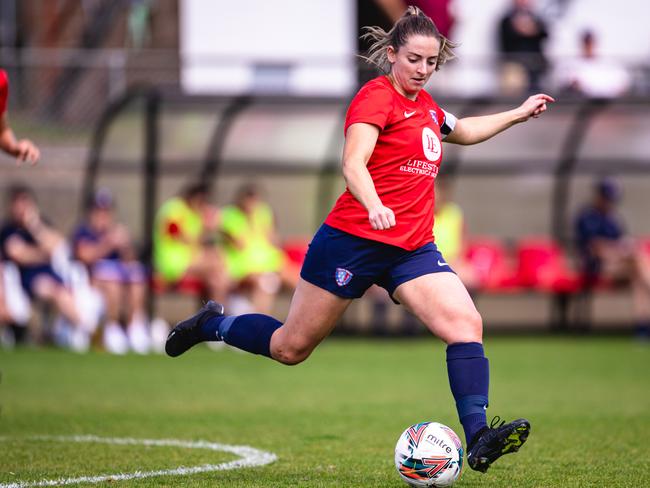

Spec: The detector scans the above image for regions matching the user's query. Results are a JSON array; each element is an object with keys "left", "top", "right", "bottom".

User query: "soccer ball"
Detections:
[{"left": 394, "top": 422, "right": 464, "bottom": 487}]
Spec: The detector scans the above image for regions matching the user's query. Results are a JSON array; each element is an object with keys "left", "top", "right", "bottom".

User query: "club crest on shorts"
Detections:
[{"left": 335, "top": 267, "right": 353, "bottom": 286}]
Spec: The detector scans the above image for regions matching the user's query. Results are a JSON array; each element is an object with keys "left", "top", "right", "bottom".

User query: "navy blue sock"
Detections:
[
  {"left": 201, "top": 313, "right": 282, "bottom": 358},
  {"left": 446, "top": 342, "right": 489, "bottom": 446},
  {"left": 199, "top": 315, "right": 224, "bottom": 341}
]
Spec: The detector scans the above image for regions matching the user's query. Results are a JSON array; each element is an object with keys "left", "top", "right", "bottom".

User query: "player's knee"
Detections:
[
  {"left": 33, "top": 277, "right": 57, "bottom": 300},
  {"left": 449, "top": 309, "right": 483, "bottom": 343},
  {"left": 468, "top": 310, "right": 483, "bottom": 339}
]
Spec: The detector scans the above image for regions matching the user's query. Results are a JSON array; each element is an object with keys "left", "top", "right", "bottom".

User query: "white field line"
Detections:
[{"left": 0, "top": 435, "right": 278, "bottom": 487}]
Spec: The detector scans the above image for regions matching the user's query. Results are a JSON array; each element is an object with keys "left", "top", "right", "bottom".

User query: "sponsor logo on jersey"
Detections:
[
  {"left": 404, "top": 110, "right": 417, "bottom": 118},
  {"left": 399, "top": 159, "right": 439, "bottom": 177},
  {"left": 335, "top": 267, "right": 353, "bottom": 286},
  {"left": 429, "top": 110, "right": 439, "bottom": 124},
  {"left": 422, "top": 127, "right": 441, "bottom": 162}
]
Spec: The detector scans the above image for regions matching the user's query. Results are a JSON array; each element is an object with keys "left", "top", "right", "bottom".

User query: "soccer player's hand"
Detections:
[
  {"left": 368, "top": 204, "right": 396, "bottom": 230},
  {"left": 517, "top": 94, "right": 555, "bottom": 121},
  {"left": 15, "top": 139, "right": 40, "bottom": 165}
]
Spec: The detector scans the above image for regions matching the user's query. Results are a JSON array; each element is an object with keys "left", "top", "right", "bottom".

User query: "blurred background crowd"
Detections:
[{"left": 1, "top": 0, "right": 650, "bottom": 353}]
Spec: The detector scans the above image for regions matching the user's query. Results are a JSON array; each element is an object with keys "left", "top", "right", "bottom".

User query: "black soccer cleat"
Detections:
[
  {"left": 467, "top": 417, "right": 530, "bottom": 473},
  {"left": 165, "top": 300, "right": 225, "bottom": 357}
]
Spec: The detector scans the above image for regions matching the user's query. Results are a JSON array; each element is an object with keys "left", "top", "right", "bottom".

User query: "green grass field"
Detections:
[{"left": 1, "top": 336, "right": 649, "bottom": 487}]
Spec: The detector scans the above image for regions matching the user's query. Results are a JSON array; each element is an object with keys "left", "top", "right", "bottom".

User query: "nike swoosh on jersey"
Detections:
[{"left": 404, "top": 111, "right": 416, "bottom": 118}]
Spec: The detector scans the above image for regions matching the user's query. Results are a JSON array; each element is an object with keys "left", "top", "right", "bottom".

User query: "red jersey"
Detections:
[
  {"left": 0, "top": 70, "right": 7, "bottom": 115},
  {"left": 325, "top": 76, "right": 456, "bottom": 250}
]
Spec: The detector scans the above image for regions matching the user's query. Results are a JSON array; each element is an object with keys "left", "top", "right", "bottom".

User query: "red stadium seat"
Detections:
[
  {"left": 282, "top": 237, "right": 310, "bottom": 267},
  {"left": 515, "top": 238, "right": 582, "bottom": 293},
  {"left": 151, "top": 274, "right": 206, "bottom": 295},
  {"left": 464, "top": 238, "right": 519, "bottom": 291}
]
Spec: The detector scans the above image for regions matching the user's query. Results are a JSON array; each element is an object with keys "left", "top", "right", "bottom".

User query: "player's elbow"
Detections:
[{"left": 341, "top": 157, "right": 364, "bottom": 179}]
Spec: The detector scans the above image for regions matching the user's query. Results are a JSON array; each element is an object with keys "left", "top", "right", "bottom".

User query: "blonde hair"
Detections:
[{"left": 361, "top": 6, "right": 458, "bottom": 73}]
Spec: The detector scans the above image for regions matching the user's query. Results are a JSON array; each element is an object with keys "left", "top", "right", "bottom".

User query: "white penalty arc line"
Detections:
[{"left": 0, "top": 435, "right": 278, "bottom": 488}]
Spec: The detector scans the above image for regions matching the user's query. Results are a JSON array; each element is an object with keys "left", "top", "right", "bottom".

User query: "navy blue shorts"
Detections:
[
  {"left": 300, "top": 224, "right": 455, "bottom": 302},
  {"left": 20, "top": 264, "right": 64, "bottom": 298}
]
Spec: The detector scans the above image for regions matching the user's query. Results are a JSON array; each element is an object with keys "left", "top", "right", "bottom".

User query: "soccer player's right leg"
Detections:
[{"left": 166, "top": 278, "right": 351, "bottom": 364}]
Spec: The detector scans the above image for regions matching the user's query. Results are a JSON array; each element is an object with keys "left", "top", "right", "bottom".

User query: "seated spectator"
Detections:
[
  {"left": 153, "top": 182, "right": 228, "bottom": 303},
  {"left": 72, "top": 189, "right": 149, "bottom": 354},
  {"left": 0, "top": 184, "right": 90, "bottom": 350},
  {"left": 0, "top": 262, "right": 18, "bottom": 326},
  {"left": 558, "top": 29, "right": 631, "bottom": 98},
  {"left": 498, "top": 0, "right": 549, "bottom": 93},
  {"left": 0, "top": 260, "right": 32, "bottom": 347},
  {"left": 575, "top": 178, "right": 650, "bottom": 337},
  {"left": 220, "top": 183, "right": 299, "bottom": 314},
  {"left": 434, "top": 176, "right": 479, "bottom": 290}
]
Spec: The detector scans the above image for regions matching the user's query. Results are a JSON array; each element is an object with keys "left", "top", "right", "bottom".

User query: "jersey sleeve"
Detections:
[
  {"left": 344, "top": 82, "right": 394, "bottom": 134},
  {"left": 0, "top": 70, "right": 8, "bottom": 115}
]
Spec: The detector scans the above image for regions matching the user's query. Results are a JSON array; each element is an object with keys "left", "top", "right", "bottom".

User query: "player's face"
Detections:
[{"left": 387, "top": 34, "right": 440, "bottom": 99}]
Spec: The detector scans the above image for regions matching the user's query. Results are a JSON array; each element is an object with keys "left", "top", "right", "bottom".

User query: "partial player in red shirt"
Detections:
[
  {"left": 165, "top": 7, "right": 553, "bottom": 474},
  {"left": 0, "top": 70, "right": 41, "bottom": 336},
  {"left": 0, "top": 70, "right": 40, "bottom": 165}
]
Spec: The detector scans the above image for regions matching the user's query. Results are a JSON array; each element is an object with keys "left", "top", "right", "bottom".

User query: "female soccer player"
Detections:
[{"left": 166, "top": 7, "right": 553, "bottom": 473}]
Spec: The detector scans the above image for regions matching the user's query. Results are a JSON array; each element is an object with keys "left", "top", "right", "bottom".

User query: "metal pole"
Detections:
[
  {"left": 200, "top": 96, "right": 251, "bottom": 192},
  {"left": 143, "top": 88, "right": 161, "bottom": 322}
]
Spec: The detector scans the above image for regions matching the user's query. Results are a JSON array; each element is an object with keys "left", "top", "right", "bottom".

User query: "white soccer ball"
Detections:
[{"left": 394, "top": 422, "right": 464, "bottom": 487}]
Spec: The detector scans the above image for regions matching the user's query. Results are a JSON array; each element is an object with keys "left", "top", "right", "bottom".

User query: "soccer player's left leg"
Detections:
[
  {"left": 447, "top": 341, "right": 531, "bottom": 473},
  {"left": 394, "top": 272, "right": 530, "bottom": 472},
  {"left": 466, "top": 416, "right": 530, "bottom": 473},
  {"left": 446, "top": 341, "right": 489, "bottom": 447}
]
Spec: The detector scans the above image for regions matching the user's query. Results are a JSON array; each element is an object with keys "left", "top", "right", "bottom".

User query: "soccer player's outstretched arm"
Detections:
[
  {"left": 0, "top": 113, "right": 40, "bottom": 165},
  {"left": 444, "top": 93, "right": 555, "bottom": 146},
  {"left": 342, "top": 122, "right": 396, "bottom": 231}
]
